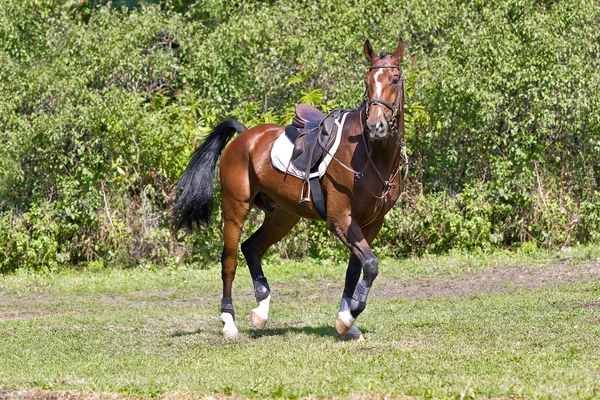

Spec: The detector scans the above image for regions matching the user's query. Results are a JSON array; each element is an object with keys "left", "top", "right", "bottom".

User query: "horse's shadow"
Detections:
[
  {"left": 170, "top": 325, "right": 369, "bottom": 339},
  {"left": 249, "top": 325, "right": 370, "bottom": 339}
]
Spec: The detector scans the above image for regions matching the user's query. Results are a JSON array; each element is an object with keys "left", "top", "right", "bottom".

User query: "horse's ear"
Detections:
[
  {"left": 392, "top": 38, "right": 405, "bottom": 61},
  {"left": 364, "top": 39, "right": 376, "bottom": 62}
]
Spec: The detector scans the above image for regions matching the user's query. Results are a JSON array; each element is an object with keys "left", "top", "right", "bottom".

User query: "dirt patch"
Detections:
[
  {"left": 159, "top": 299, "right": 210, "bottom": 307},
  {"left": 132, "top": 289, "right": 175, "bottom": 298},
  {"left": 374, "top": 263, "right": 600, "bottom": 300},
  {"left": 0, "top": 391, "right": 252, "bottom": 400},
  {"left": 0, "top": 390, "right": 126, "bottom": 400},
  {"left": 3, "top": 264, "right": 597, "bottom": 319},
  {"left": 582, "top": 300, "right": 600, "bottom": 309},
  {"left": 553, "top": 299, "right": 600, "bottom": 311},
  {"left": 97, "top": 292, "right": 254, "bottom": 308},
  {"left": 0, "top": 311, "right": 63, "bottom": 321},
  {"left": 162, "top": 393, "right": 248, "bottom": 400},
  {"left": 0, "top": 391, "right": 416, "bottom": 400},
  {"left": 96, "top": 294, "right": 206, "bottom": 308},
  {"left": 0, "top": 293, "right": 54, "bottom": 307},
  {"left": 304, "top": 394, "right": 416, "bottom": 400}
]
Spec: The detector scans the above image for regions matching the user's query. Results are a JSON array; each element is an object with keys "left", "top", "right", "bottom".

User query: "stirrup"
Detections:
[{"left": 299, "top": 180, "right": 311, "bottom": 204}]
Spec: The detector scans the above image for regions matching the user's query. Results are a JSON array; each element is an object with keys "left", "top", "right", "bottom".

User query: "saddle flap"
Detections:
[
  {"left": 289, "top": 111, "right": 341, "bottom": 175},
  {"left": 322, "top": 116, "right": 335, "bottom": 136},
  {"left": 270, "top": 109, "right": 347, "bottom": 184},
  {"left": 285, "top": 125, "right": 300, "bottom": 142}
]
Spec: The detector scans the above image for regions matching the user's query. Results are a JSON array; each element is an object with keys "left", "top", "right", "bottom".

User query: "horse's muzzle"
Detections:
[{"left": 366, "top": 119, "right": 388, "bottom": 140}]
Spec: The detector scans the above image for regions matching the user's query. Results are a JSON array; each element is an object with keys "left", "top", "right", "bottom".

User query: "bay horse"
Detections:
[{"left": 175, "top": 39, "right": 406, "bottom": 340}]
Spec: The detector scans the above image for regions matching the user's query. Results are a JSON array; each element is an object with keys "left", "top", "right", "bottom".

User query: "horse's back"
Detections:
[
  {"left": 221, "top": 123, "right": 327, "bottom": 220},
  {"left": 220, "top": 123, "right": 284, "bottom": 195},
  {"left": 221, "top": 123, "right": 283, "bottom": 168}
]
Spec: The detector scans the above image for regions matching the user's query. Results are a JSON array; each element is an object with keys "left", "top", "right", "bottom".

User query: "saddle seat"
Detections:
[
  {"left": 292, "top": 104, "right": 325, "bottom": 129},
  {"left": 285, "top": 104, "right": 339, "bottom": 174}
]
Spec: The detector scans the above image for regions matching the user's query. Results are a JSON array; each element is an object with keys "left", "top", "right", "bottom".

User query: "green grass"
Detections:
[{"left": 1, "top": 245, "right": 599, "bottom": 399}]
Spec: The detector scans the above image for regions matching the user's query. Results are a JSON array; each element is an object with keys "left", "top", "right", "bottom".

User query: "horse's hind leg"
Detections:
[
  {"left": 220, "top": 195, "right": 251, "bottom": 339},
  {"left": 241, "top": 207, "right": 300, "bottom": 329}
]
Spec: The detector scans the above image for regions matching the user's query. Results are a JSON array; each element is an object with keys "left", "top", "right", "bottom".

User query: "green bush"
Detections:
[{"left": 1, "top": 0, "right": 599, "bottom": 272}]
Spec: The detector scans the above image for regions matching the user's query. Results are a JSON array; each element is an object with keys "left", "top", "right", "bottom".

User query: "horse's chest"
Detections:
[{"left": 354, "top": 185, "right": 401, "bottom": 226}]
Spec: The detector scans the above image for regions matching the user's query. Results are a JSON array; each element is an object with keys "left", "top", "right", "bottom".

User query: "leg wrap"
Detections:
[
  {"left": 351, "top": 280, "right": 371, "bottom": 309},
  {"left": 350, "top": 280, "right": 371, "bottom": 318},
  {"left": 221, "top": 297, "right": 235, "bottom": 320},
  {"left": 351, "top": 302, "right": 366, "bottom": 318},
  {"left": 253, "top": 276, "right": 271, "bottom": 300}
]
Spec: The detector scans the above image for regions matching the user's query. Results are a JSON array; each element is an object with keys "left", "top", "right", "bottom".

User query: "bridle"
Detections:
[
  {"left": 318, "top": 63, "right": 409, "bottom": 226},
  {"left": 364, "top": 65, "right": 406, "bottom": 136},
  {"left": 358, "top": 63, "right": 409, "bottom": 227}
]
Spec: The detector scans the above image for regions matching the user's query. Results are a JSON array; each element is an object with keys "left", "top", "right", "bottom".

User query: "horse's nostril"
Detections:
[{"left": 376, "top": 120, "right": 384, "bottom": 133}]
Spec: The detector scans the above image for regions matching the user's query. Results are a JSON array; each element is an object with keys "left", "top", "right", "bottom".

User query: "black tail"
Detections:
[{"left": 173, "top": 119, "right": 248, "bottom": 229}]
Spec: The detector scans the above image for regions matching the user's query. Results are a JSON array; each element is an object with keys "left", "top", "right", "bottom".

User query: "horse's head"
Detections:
[{"left": 363, "top": 38, "right": 405, "bottom": 141}]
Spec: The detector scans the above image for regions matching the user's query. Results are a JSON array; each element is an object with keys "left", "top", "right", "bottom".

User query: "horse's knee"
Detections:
[{"left": 363, "top": 256, "right": 379, "bottom": 284}]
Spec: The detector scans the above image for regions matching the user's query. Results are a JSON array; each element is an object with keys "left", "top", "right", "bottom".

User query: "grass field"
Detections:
[{"left": 1, "top": 246, "right": 599, "bottom": 399}]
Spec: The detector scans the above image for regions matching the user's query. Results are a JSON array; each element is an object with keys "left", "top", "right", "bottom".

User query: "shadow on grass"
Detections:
[
  {"left": 250, "top": 325, "right": 370, "bottom": 339},
  {"left": 170, "top": 329, "right": 203, "bottom": 337},
  {"left": 169, "top": 325, "right": 370, "bottom": 340}
]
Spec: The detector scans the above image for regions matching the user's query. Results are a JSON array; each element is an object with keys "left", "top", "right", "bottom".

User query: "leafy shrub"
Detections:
[{"left": 1, "top": 0, "right": 599, "bottom": 272}]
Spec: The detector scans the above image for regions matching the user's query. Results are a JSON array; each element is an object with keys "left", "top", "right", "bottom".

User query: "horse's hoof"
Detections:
[
  {"left": 250, "top": 309, "right": 267, "bottom": 330},
  {"left": 221, "top": 327, "right": 239, "bottom": 339},
  {"left": 343, "top": 325, "right": 365, "bottom": 341},
  {"left": 335, "top": 310, "right": 355, "bottom": 335},
  {"left": 221, "top": 312, "right": 239, "bottom": 339}
]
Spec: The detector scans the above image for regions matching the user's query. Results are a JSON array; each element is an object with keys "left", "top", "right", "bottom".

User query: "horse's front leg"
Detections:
[
  {"left": 330, "top": 218, "right": 382, "bottom": 339},
  {"left": 338, "top": 254, "right": 365, "bottom": 340},
  {"left": 336, "top": 252, "right": 378, "bottom": 338}
]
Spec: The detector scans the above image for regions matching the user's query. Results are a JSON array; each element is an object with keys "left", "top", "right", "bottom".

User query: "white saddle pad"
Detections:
[{"left": 271, "top": 112, "right": 347, "bottom": 180}]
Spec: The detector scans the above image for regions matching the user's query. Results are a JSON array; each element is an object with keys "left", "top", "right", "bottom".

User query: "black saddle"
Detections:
[
  {"left": 283, "top": 104, "right": 344, "bottom": 220},
  {"left": 285, "top": 104, "right": 340, "bottom": 175}
]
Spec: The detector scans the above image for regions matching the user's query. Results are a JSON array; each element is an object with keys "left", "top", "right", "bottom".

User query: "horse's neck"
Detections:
[{"left": 373, "top": 136, "right": 403, "bottom": 173}]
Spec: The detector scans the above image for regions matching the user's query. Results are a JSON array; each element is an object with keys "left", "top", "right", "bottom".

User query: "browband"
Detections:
[{"left": 369, "top": 65, "right": 402, "bottom": 71}]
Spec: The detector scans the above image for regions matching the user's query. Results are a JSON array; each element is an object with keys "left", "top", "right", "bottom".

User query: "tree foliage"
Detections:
[{"left": 1, "top": 0, "right": 599, "bottom": 271}]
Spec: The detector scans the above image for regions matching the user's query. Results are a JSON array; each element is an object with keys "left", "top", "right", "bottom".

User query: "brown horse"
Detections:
[{"left": 175, "top": 39, "right": 406, "bottom": 340}]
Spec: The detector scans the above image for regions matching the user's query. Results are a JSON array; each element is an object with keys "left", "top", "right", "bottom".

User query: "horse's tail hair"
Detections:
[{"left": 173, "top": 119, "right": 248, "bottom": 230}]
